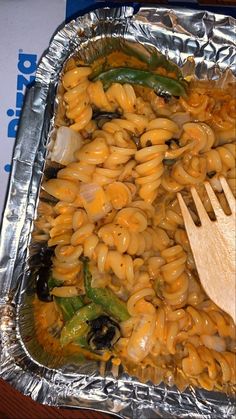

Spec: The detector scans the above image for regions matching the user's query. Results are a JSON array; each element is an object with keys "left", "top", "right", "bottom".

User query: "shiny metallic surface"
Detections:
[{"left": 0, "top": 6, "right": 235, "bottom": 418}]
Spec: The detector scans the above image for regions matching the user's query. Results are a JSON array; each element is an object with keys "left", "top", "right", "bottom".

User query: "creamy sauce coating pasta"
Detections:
[{"left": 34, "top": 52, "right": 236, "bottom": 392}]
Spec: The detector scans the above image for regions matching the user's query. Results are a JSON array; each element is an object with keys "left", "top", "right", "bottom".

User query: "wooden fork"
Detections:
[{"left": 177, "top": 177, "right": 236, "bottom": 323}]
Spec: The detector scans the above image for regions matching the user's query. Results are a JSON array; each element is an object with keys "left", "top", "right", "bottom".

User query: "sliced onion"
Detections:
[
  {"left": 50, "top": 126, "right": 82, "bottom": 165},
  {"left": 126, "top": 314, "right": 156, "bottom": 363},
  {"left": 170, "top": 112, "right": 191, "bottom": 129},
  {"left": 80, "top": 183, "right": 112, "bottom": 222}
]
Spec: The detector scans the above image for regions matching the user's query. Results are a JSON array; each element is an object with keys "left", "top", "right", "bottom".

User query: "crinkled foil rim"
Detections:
[{"left": 0, "top": 6, "right": 236, "bottom": 419}]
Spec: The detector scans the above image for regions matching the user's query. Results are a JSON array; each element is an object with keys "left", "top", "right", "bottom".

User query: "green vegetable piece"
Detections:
[
  {"left": 93, "top": 68, "right": 187, "bottom": 97},
  {"left": 54, "top": 295, "right": 84, "bottom": 321},
  {"left": 60, "top": 303, "right": 103, "bottom": 346},
  {"left": 73, "top": 331, "right": 90, "bottom": 348},
  {"left": 81, "top": 257, "right": 130, "bottom": 322},
  {"left": 48, "top": 276, "right": 63, "bottom": 290}
]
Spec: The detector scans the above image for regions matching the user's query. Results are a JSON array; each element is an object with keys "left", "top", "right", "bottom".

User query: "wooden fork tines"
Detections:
[{"left": 177, "top": 177, "right": 236, "bottom": 323}]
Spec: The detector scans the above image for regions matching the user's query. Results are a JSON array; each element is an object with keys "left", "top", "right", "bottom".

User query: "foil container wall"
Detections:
[{"left": 0, "top": 5, "right": 235, "bottom": 418}]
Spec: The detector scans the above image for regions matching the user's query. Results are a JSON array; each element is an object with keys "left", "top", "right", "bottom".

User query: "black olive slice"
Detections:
[
  {"left": 87, "top": 315, "right": 120, "bottom": 351},
  {"left": 36, "top": 266, "right": 53, "bottom": 302}
]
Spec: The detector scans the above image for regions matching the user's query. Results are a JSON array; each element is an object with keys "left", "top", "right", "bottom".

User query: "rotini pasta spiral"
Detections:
[
  {"left": 89, "top": 82, "right": 137, "bottom": 113},
  {"left": 62, "top": 64, "right": 138, "bottom": 131},
  {"left": 93, "top": 243, "right": 134, "bottom": 287},
  {"left": 140, "top": 118, "right": 179, "bottom": 147},
  {"left": 122, "top": 113, "right": 149, "bottom": 135},
  {"left": 105, "top": 83, "right": 137, "bottom": 113},
  {"left": 90, "top": 124, "right": 136, "bottom": 185},
  {"left": 154, "top": 197, "right": 184, "bottom": 232},
  {"left": 182, "top": 343, "right": 236, "bottom": 389},
  {"left": 87, "top": 80, "right": 115, "bottom": 112},
  {"left": 98, "top": 223, "right": 165, "bottom": 256},
  {"left": 152, "top": 306, "right": 182, "bottom": 356},
  {"left": 52, "top": 244, "right": 82, "bottom": 283},
  {"left": 62, "top": 68, "right": 93, "bottom": 131},
  {"left": 160, "top": 245, "right": 189, "bottom": 307},
  {"left": 162, "top": 154, "right": 207, "bottom": 192},
  {"left": 103, "top": 150, "right": 136, "bottom": 188},
  {"left": 204, "top": 142, "right": 236, "bottom": 175},
  {"left": 181, "top": 122, "right": 215, "bottom": 154},
  {"left": 135, "top": 145, "right": 167, "bottom": 203}
]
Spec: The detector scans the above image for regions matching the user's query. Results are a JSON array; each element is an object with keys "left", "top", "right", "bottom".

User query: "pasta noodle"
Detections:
[
  {"left": 34, "top": 57, "right": 236, "bottom": 393},
  {"left": 160, "top": 245, "right": 189, "bottom": 307}
]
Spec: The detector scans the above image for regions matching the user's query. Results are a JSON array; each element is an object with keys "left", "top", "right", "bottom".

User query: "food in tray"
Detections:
[{"left": 33, "top": 51, "right": 236, "bottom": 392}]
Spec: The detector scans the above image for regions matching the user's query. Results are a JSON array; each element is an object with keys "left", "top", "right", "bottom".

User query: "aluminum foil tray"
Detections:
[{"left": 0, "top": 5, "right": 235, "bottom": 418}]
